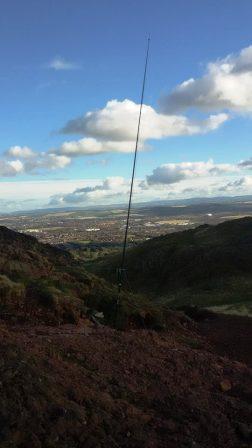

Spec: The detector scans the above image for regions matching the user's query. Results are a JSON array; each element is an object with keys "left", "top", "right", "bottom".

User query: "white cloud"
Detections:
[
  {"left": 8, "top": 159, "right": 24, "bottom": 173},
  {"left": 8, "top": 46, "right": 252, "bottom": 181},
  {"left": 0, "top": 159, "right": 24, "bottom": 177},
  {"left": 50, "top": 176, "right": 127, "bottom": 205},
  {"left": 238, "top": 157, "right": 252, "bottom": 168},
  {"left": 160, "top": 45, "right": 252, "bottom": 114},
  {"left": 2, "top": 165, "right": 252, "bottom": 213},
  {"left": 58, "top": 137, "right": 140, "bottom": 157},
  {"left": 0, "top": 179, "right": 101, "bottom": 212},
  {"left": 57, "top": 99, "right": 228, "bottom": 156},
  {"left": 48, "top": 159, "right": 245, "bottom": 208},
  {"left": 1, "top": 73, "right": 232, "bottom": 176},
  {"left": 1, "top": 98, "right": 227, "bottom": 176},
  {"left": 47, "top": 56, "right": 79, "bottom": 71},
  {"left": 218, "top": 176, "right": 252, "bottom": 192},
  {"left": 146, "top": 160, "right": 237, "bottom": 186},
  {"left": 5, "top": 45, "right": 252, "bottom": 185},
  {"left": 0, "top": 146, "right": 71, "bottom": 177},
  {"left": 23, "top": 153, "right": 71, "bottom": 173},
  {"left": 41, "top": 154, "right": 71, "bottom": 170},
  {"left": 5, "top": 146, "right": 36, "bottom": 159},
  {"left": 61, "top": 98, "right": 228, "bottom": 139}
]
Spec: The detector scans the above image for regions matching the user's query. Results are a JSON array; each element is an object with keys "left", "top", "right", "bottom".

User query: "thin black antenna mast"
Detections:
[{"left": 117, "top": 37, "right": 150, "bottom": 297}]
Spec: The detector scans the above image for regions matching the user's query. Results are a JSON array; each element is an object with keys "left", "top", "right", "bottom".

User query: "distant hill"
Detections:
[
  {"left": 5, "top": 192, "right": 252, "bottom": 216},
  {"left": 90, "top": 217, "right": 252, "bottom": 315}
]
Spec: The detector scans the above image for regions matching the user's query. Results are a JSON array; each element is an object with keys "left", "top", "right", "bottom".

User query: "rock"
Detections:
[
  {"left": 220, "top": 379, "right": 232, "bottom": 392},
  {"left": 166, "top": 419, "right": 177, "bottom": 433},
  {"left": 94, "top": 311, "right": 104, "bottom": 319}
]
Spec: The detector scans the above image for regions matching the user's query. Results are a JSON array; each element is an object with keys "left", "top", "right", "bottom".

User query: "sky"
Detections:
[{"left": 2, "top": 0, "right": 252, "bottom": 211}]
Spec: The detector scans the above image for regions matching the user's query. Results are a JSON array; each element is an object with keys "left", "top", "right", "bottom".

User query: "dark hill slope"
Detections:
[
  {"left": 90, "top": 217, "right": 252, "bottom": 312},
  {"left": 0, "top": 226, "right": 163, "bottom": 327},
  {"left": 0, "top": 225, "right": 72, "bottom": 277}
]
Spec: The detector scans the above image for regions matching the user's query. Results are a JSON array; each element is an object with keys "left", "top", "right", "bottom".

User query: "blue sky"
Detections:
[{"left": 2, "top": 0, "right": 252, "bottom": 211}]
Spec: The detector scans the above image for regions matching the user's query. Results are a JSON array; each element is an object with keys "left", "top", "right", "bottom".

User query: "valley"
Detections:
[{"left": 2, "top": 196, "right": 252, "bottom": 261}]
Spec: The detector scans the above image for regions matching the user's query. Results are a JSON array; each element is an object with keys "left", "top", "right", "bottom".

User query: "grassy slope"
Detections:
[
  {"left": 89, "top": 217, "right": 252, "bottom": 315},
  {"left": 0, "top": 226, "right": 169, "bottom": 328}
]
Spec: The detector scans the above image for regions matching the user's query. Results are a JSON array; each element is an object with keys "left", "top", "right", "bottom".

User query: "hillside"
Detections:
[
  {"left": 0, "top": 320, "right": 251, "bottom": 448},
  {"left": 0, "top": 226, "right": 165, "bottom": 328},
  {"left": 0, "top": 225, "right": 251, "bottom": 447},
  {"left": 89, "top": 217, "right": 252, "bottom": 314}
]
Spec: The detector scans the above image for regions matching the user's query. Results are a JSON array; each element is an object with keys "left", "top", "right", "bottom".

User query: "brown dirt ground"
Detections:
[
  {"left": 198, "top": 313, "right": 252, "bottom": 367},
  {"left": 0, "top": 314, "right": 251, "bottom": 448}
]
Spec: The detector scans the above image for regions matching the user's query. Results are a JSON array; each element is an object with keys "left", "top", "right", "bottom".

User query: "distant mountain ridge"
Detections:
[{"left": 3, "top": 193, "right": 252, "bottom": 216}]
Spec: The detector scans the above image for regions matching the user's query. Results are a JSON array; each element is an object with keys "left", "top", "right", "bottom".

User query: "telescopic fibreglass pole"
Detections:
[{"left": 117, "top": 37, "right": 150, "bottom": 299}]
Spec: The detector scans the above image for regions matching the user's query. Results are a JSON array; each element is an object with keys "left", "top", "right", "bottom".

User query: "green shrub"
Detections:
[{"left": 0, "top": 274, "right": 26, "bottom": 314}]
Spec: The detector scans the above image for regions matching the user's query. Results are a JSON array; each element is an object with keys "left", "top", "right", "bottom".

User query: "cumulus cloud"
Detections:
[
  {"left": 8, "top": 46, "right": 252, "bottom": 180},
  {"left": 218, "top": 176, "right": 252, "bottom": 192},
  {"left": 160, "top": 45, "right": 252, "bottom": 114},
  {"left": 58, "top": 137, "right": 141, "bottom": 157},
  {"left": 0, "top": 160, "right": 24, "bottom": 177},
  {"left": 57, "top": 99, "right": 228, "bottom": 157},
  {"left": 23, "top": 153, "right": 71, "bottom": 173},
  {"left": 5, "top": 146, "right": 36, "bottom": 159},
  {"left": 48, "top": 158, "right": 248, "bottom": 208},
  {"left": 146, "top": 160, "right": 237, "bottom": 186},
  {"left": 238, "top": 157, "right": 252, "bottom": 168},
  {"left": 1, "top": 91, "right": 230, "bottom": 177},
  {"left": 47, "top": 56, "right": 79, "bottom": 71},
  {"left": 60, "top": 98, "right": 228, "bottom": 141},
  {"left": 49, "top": 176, "right": 127, "bottom": 205},
  {"left": 40, "top": 154, "right": 71, "bottom": 170},
  {"left": 0, "top": 146, "right": 71, "bottom": 177}
]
